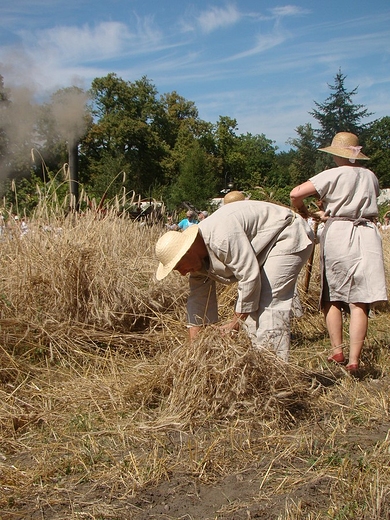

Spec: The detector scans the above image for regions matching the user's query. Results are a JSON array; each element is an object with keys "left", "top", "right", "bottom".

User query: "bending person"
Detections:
[{"left": 155, "top": 200, "right": 314, "bottom": 362}]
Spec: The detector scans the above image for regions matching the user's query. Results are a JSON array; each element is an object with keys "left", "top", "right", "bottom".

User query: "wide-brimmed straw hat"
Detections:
[
  {"left": 155, "top": 225, "right": 199, "bottom": 280},
  {"left": 223, "top": 190, "right": 245, "bottom": 204},
  {"left": 318, "top": 132, "right": 370, "bottom": 161}
]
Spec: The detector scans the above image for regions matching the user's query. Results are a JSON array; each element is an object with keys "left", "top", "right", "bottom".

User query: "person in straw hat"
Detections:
[
  {"left": 223, "top": 190, "right": 246, "bottom": 204},
  {"left": 155, "top": 199, "right": 314, "bottom": 361},
  {"left": 290, "top": 132, "right": 388, "bottom": 373}
]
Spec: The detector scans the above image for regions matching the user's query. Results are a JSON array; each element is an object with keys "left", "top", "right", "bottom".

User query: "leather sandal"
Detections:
[
  {"left": 345, "top": 364, "right": 359, "bottom": 373},
  {"left": 327, "top": 352, "right": 345, "bottom": 364}
]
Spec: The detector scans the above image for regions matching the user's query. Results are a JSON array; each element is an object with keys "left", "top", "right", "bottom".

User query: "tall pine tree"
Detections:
[{"left": 310, "top": 69, "right": 372, "bottom": 146}]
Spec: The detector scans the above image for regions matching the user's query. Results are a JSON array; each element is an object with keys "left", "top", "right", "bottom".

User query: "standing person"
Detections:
[
  {"left": 155, "top": 200, "right": 314, "bottom": 361},
  {"left": 382, "top": 211, "right": 390, "bottom": 231},
  {"left": 174, "top": 210, "right": 198, "bottom": 231},
  {"left": 290, "top": 132, "right": 388, "bottom": 372}
]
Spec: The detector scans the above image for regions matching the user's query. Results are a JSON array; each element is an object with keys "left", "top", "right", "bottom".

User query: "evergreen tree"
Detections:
[{"left": 310, "top": 69, "right": 372, "bottom": 146}]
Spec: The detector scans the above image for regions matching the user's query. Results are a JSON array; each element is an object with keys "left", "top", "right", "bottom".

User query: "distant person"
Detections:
[
  {"left": 382, "top": 211, "right": 390, "bottom": 231},
  {"left": 198, "top": 210, "right": 208, "bottom": 221},
  {"left": 223, "top": 191, "right": 245, "bottom": 204},
  {"left": 165, "top": 214, "right": 177, "bottom": 230},
  {"left": 155, "top": 200, "right": 314, "bottom": 361},
  {"left": 290, "top": 132, "right": 388, "bottom": 373},
  {"left": 175, "top": 210, "right": 198, "bottom": 231},
  {"left": 20, "top": 217, "right": 29, "bottom": 236}
]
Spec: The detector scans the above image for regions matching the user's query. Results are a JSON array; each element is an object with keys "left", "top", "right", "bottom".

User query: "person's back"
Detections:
[{"left": 309, "top": 165, "right": 379, "bottom": 218}]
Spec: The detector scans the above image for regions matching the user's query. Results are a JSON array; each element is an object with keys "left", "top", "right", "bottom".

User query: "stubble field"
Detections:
[{"left": 0, "top": 210, "right": 389, "bottom": 519}]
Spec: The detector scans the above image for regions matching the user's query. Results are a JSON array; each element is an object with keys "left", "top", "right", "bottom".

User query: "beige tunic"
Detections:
[
  {"left": 186, "top": 200, "right": 314, "bottom": 360},
  {"left": 310, "top": 165, "right": 387, "bottom": 304}
]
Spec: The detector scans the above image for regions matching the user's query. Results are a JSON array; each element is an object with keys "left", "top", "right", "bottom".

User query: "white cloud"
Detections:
[
  {"left": 35, "top": 22, "right": 130, "bottom": 62},
  {"left": 19, "top": 18, "right": 163, "bottom": 64},
  {"left": 225, "top": 31, "right": 286, "bottom": 61},
  {"left": 197, "top": 4, "right": 241, "bottom": 33},
  {"left": 269, "top": 5, "right": 310, "bottom": 17}
]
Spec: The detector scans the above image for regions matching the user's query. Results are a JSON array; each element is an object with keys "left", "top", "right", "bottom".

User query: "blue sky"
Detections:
[{"left": 0, "top": 0, "right": 389, "bottom": 151}]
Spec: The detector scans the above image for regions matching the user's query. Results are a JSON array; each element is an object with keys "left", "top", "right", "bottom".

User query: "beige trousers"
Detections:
[{"left": 245, "top": 243, "right": 313, "bottom": 361}]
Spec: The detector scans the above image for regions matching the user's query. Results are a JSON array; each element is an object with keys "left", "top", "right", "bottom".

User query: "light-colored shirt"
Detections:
[
  {"left": 310, "top": 165, "right": 379, "bottom": 218},
  {"left": 187, "top": 200, "right": 313, "bottom": 325},
  {"left": 177, "top": 218, "right": 197, "bottom": 231}
]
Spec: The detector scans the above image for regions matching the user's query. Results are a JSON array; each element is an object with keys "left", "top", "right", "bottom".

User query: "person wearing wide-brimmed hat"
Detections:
[
  {"left": 223, "top": 190, "right": 246, "bottom": 204},
  {"left": 290, "top": 132, "right": 388, "bottom": 373},
  {"left": 155, "top": 200, "right": 314, "bottom": 361}
]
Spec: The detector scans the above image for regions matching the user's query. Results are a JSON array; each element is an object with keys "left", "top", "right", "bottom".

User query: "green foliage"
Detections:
[
  {"left": 363, "top": 116, "right": 390, "bottom": 187},
  {"left": 288, "top": 70, "right": 375, "bottom": 189},
  {"left": 248, "top": 186, "right": 293, "bottom": 207},
  {"left": 81, "top": 74, "right": 168, "bottom": 197},
  {"left": 233, "top": 133, "right": 278, "bottom": 190},
  {"left": 168, "top": 141, "right": 218, "bottom": 209},
  {"left": 310, "top": 69, "right": 373, "bottom": 146},
  {"left": 0, "top": 69, "right": 388, "bottom": 215},
  {"left": 287, "top": 123, "right": 319, "bottom": 185},
  {"left": 2, "top": 171, "right": 69, "bottom": 216}
]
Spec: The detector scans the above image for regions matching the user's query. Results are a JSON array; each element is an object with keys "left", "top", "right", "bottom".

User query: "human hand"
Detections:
[
  {"left": 219, "top": 312, "right": 248, "bottom": 335},
  {"left": 313, "top": 209, "right": 331, "bottom": 222}
]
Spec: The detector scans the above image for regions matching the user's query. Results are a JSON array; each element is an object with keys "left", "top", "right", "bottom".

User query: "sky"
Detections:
[{"left": 0, "top": 0, "right": 389, "bottom": 151}]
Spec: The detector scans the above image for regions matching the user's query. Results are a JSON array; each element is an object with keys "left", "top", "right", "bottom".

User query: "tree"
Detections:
[
  {"left": 363, "top": 116, "right": 390, "bottom": 187},
  {"left": 155, "top": 91, "right": 215, "bottom": 187},
  {"left": 169, "top": 141, "right": 218, "bottom": 209},
  {"left": 82, "top": 74, "right": 168, "bottom": 199},
  {"left": 287, "top": 123, "right": 318, "bottom": 185},
  {"left": 310, "top": 69, "right": 373, "bottom": 146},
  {"left": 232, "top": 133, "right": 278, "bottom": 190},
  {"left": 155, "top": 91, "right": 199, "bottom": 149},
  {"left": 214, "top": 116, "right": 239, "bottom": 189}
]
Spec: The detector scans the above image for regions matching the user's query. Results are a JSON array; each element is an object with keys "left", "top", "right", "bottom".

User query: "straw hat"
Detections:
[
  {"left": 155, "top": 225, "right": 199, "bottom": 280},
  {"left": 318, "top": 132, "right": 370, "bottom": 161},
  {"left": 224, "top": 190, "right": 245, "bottom": 204}
]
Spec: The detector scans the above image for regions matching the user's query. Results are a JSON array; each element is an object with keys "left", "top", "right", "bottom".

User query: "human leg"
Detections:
[
  {"left": 323, "top": 302, "right": 345, "bottom": 362},
  {"left": 246, "top": 245, "right": 312, "bottom": 361},
  {"left": 347, "top": 302, "right": 368, "bottom": 368}
]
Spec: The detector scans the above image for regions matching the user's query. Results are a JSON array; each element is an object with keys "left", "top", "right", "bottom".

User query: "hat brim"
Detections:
[
  {"left": 318, "top": 146, "right": 370, "bottom": 161},
  {"left": 156, "top": 225, "right": 199, "bottom": 280}
]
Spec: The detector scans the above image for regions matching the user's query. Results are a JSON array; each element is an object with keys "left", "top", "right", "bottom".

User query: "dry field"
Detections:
[{"left": 0, "top": 210, "right": 389, "bottom": 520}]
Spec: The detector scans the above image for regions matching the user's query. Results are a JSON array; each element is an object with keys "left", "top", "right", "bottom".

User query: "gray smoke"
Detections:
[{"left": 0, "top": 59, "right": 89, "bottom": 181}]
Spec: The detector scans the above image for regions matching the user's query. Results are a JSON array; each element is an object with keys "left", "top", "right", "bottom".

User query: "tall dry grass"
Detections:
[{"left": 0, "top": 209, "right": 389, "bottom": 519}]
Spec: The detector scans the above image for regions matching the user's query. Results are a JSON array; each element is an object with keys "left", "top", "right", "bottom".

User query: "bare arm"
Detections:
[{"left": 290, "top": 181, "right": 319, "bottom": 218}]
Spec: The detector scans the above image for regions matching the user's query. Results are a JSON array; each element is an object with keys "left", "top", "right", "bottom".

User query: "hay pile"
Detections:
[
  {"left": 0, "top": 211, "right": 187, "bottom": 331},
  {"left": 152, "top": 329, "right": 315, "bottom": 428}
]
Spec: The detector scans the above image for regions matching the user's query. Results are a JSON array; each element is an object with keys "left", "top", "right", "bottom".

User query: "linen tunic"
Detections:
[
  {"left": 310, "top": 165, "right": 387, "bottom": 304},
  {"left": 186, "top": 200, "right": 314, "bottom": 359}
]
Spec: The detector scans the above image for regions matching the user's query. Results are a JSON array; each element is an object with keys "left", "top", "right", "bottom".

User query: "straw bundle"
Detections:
[{"left": 150, "top": 329, "right": 316, "bottom": 429}]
